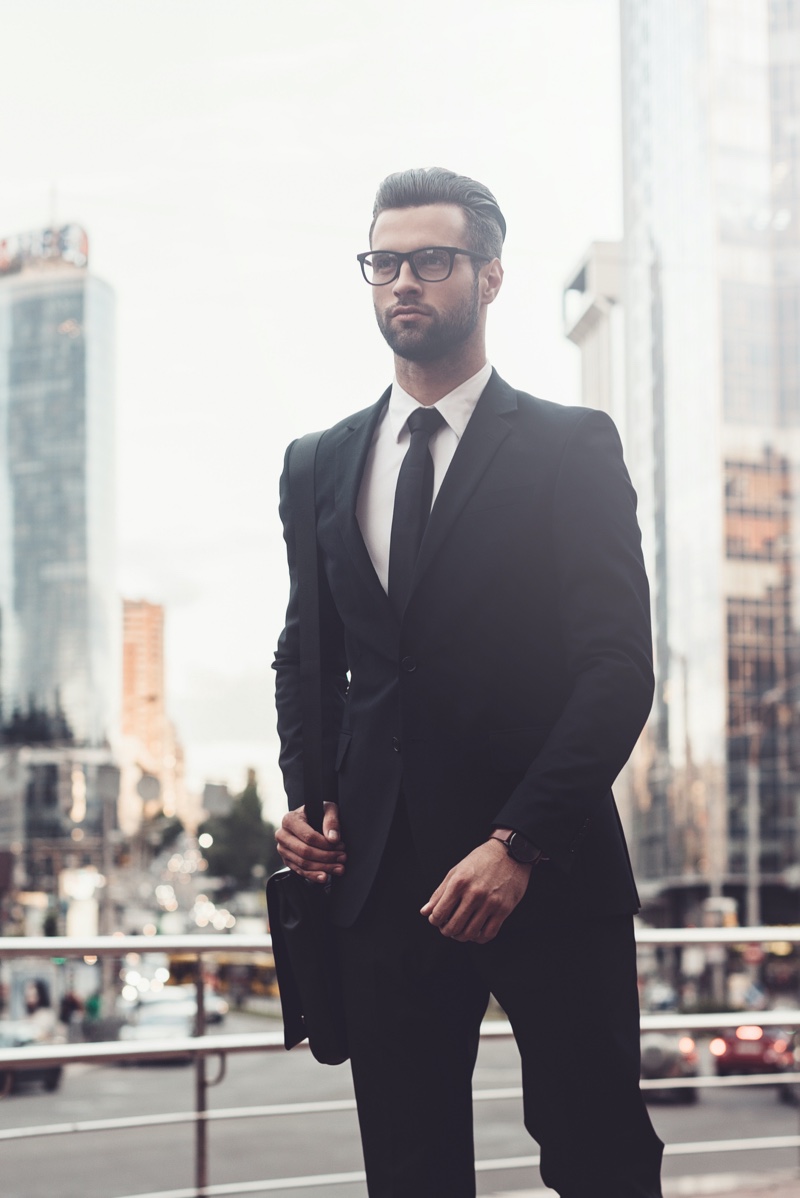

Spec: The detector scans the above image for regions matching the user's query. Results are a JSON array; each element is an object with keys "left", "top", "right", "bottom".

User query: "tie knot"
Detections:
[{"left": 406, "top": 407, "right": 445, "bottom": 440}]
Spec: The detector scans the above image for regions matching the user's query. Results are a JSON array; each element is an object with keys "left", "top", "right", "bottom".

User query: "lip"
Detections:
[{"left": 390, "top": 307, "right": 429, "bottom": 320}]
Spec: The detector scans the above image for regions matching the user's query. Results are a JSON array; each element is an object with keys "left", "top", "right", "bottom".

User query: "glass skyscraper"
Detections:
[
  {"left": 0, "top": 228, "right": 118, "bottom": 748},
  {"left": 619, "top": 0, "right": 800, "bottom": 922}
]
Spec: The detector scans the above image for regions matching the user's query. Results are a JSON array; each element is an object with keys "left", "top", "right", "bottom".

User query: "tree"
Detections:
[
  {"left": 142, "top": 811, "right": 184, "bottom": 857},
  {"left": 2, "top": 694, "right": 74, "bottom": 746},
  {"left": 199, "top": 770, "right": 281, "bottom": 892}
]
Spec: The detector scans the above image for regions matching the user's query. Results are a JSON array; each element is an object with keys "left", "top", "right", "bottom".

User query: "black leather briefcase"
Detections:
[
  {"left": 266, "top": 429, "right": 349, "bottom": 1066},
  {"left": 266, "top": 866, "right": 348, "bottom": 1064}
]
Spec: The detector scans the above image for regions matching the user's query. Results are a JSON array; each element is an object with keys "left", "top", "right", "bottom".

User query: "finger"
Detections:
[
  {"left": 277, "top": 828, "right": 346, "bottom": 862},
  {"left": 467, "top": 924, "right": 499, "bottom": 945},
  {"left": 426, "top": 890, "right": 461, "bottom": 928},
  {"left": 284, "top": 859, "right": 344, "bottom": 882},
  {"left": 277, "top": 833, "right": 344, "bottom": 872},
  {"left": 287, "top": 865, "right": 331, "bottom": 883},
  {"left": 420, "top": 873, "right": 454, "bottom": 918},
  {"left": 475, "top": 922, "right": 501, "bottom": 943},
  {"left": 440, "top": 885, "right": 505, "bottom": 939},
  {"left": 430, "top": 887, "right": 476, "bottom": 935},
  {"left": 448, "top": 906, "right": 488, "bottom": 941},
  {"left": 452, "top": 909, "right": 496, "bottom": 943},
  {"left": 277, "top": 843, "right": 346, "bottom": 873},
  {"left": 322, "top": 802, "right": 343, "bottom": 845},
  {"left": 437, "top": 902, "right": 479, "bottom": 939},
  {"left": 466, "top": 909, "right": 507, "bottom": 945},
  {"left": 283, "top": 819, "right": 332, "bottom": 851},
  {"left": 278, "top": 844, "right": 346, "bottom": 868},
  {"left": 420, "top": 885, "right": 444, "bottom": 917}
]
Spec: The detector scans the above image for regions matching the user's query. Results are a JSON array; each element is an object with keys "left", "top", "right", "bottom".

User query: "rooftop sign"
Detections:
[{"left": 0, "top": 224, "right": 89, "bottom": 277}]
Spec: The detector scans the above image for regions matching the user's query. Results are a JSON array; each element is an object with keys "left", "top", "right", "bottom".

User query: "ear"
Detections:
[{"left": 479, "top": 258, "right": 504, "bottom": 306}]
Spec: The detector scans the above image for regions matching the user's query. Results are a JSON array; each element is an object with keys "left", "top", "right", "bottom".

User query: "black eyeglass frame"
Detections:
[{"left": 356, "top": 245, "right": 492, "bottom": 286}]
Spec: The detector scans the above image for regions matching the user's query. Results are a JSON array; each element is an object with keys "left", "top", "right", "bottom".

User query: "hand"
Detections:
[
  {"left": 275, "top": 802, "right": 346, "bottom": 884},
  {"left": 420, "top": 839, "right": 531, "bottom": 944}
]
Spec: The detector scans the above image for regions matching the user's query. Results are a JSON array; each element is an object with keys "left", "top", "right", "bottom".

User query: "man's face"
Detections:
[{"left": 369, "top": 204, "right": 483, "bottom": 363}]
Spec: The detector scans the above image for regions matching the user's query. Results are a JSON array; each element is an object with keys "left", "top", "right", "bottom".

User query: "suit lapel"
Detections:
[
  {"left": 332, "top": 371, "right": 519, "bottom": 624},
  {"left": 334, "top": 387, "right": 394, "bottom": 610},
  {"left": 410, "top": 370, "right": 518, "bottom": 596}
]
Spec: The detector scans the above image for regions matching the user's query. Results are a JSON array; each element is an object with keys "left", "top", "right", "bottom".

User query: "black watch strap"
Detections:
[{"left": 491, "top": 830, "right": 545, "bottom": 865}]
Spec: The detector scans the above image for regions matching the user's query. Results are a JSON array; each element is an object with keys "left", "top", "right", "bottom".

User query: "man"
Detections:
[{"left": 274, "top": 167, "right": 664, "bottom": 1197}]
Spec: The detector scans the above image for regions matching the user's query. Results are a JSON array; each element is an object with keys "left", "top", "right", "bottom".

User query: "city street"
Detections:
[{"left": 1, "top": 1011, "right": 799, "bottom": 1198}]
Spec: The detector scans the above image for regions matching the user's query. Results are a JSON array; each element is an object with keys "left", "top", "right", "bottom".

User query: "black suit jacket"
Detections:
[{"left": 274, "top": 370, "right": 654, "bottom": 928}]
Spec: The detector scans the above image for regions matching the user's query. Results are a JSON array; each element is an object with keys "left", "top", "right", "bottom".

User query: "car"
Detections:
[
  {"left": 121, "top": 984, "right": 228, "bottom": 1026},
  {"left": 709, "top": 1024, "right": 793, "bottom": 1077},
  {"left": 163, "top": 984, "right": 229, "bottom": 1025},
  {"left": 118, "top": 999, "right": 197, "bottom": 1064},
  {"left": 777, "top": 1029, "right": 800, "bottom": 1105},
  {"left": 0, "top": 1020, "right": 63, "bottom": 1093},
  {"left": 640, "top": 1031, "right": 698, "bottom": 1103}
]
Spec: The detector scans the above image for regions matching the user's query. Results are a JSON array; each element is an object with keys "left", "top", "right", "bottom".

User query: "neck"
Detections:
[{"left": 394, "top": 343, "right": 487, "bottom": 406}]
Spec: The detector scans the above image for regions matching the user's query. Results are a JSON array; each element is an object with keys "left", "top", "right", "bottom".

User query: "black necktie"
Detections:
[{"left": 388, "top": 407, "right": 445, "bottom": 617}]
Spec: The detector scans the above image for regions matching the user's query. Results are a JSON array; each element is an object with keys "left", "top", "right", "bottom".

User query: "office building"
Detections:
[
  {"left": 615, "top": 0, "right": 800, "bottom": 922},
  {"left": 0, "top": 227, "right": 120, "bottom": 921},
  {"left": 121, "top": 598, "right": 188, "bottom": 824},
  {"left": 122, "top": 600, "right": 167, "bottom": 777},
  {"left": 563, "top": 242, "right": 625, "bottom": 426},
  {"left": 564, "top": 240, "right": 643, "bottom": 838},
  {"left": 0, "top": 224, "right": 118, "bottom": 748}
]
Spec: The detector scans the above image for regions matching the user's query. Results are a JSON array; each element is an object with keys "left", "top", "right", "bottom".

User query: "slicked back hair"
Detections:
[{"left": 369, "top": 167, "right": 506, "bottom": 263}]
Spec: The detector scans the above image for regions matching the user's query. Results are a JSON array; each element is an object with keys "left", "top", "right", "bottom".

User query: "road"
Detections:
[{"left": 1, "top": 1011, "right": 799, "bottom": 1198}]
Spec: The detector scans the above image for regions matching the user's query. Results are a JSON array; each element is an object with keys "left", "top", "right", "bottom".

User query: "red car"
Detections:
[{"left": 710, "top": 1024, "right": 793, "bottom": 1076}]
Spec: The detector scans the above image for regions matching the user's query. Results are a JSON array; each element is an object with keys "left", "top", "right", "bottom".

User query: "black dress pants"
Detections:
[{"left": 334, "top": 805, "right": 664, "bottom": 1198}]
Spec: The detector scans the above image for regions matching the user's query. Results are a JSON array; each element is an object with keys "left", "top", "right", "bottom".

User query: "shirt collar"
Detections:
[{"left": 388, "top": 361, "right": 493, "bottom": 442}]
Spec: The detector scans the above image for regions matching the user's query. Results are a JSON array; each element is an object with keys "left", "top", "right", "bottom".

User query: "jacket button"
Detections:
[
  {"left": 392, "top": 737, "right": 401, "bottom": 753},
  {"left": 401, "top": 656, "right": 417, "bottom": 673}
]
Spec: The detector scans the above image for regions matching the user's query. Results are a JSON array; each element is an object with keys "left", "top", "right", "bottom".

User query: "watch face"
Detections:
[{"left": 508, "top": 832, "right": 540, "bottom": 864}]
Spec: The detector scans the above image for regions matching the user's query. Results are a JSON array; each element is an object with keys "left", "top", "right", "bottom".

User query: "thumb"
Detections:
[{"left": 322, "top": 802, "right": 341, "bottom": 843}]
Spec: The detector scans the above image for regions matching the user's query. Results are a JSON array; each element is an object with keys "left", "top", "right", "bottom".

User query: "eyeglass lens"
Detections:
[{"left": 364, "top": 247, "right": 454, "bottom": 284}]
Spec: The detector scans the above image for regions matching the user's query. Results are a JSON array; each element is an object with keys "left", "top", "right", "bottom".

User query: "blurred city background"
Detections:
[{"left": 1, "top": 1, "right": 800, "bottom": 1196}]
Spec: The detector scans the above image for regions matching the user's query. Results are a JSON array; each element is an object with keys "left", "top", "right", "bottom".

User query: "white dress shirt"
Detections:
[{"left": 356, "top": 361, "right": 493, "bottom": 593}]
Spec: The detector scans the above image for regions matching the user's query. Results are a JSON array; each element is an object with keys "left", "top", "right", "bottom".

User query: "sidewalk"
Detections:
[
  {"left": 488, "top": 1172, "right": 800, "bottom": 1197},
  {"left": 661, "top": 1174, "right": 800, "bottom": 1197}
]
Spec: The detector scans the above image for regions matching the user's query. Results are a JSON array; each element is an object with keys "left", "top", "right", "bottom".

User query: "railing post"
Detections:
[{"left": 194, "top": 953, "right": 207, "bottom": 1196}]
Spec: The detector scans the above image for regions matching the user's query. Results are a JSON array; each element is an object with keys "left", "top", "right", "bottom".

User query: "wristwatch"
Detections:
[{"left": 491, "top": 829, "right": 545, "bottom": 865}]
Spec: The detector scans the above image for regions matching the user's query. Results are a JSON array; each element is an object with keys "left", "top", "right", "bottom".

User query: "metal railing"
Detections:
[{"left": 1, "top": 928, "right": 799, "bottom": 1197}]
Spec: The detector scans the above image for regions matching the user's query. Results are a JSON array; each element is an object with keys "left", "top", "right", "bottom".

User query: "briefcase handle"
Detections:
[{"left": 288, "top": 430, "right": 326, "bottom": 834}]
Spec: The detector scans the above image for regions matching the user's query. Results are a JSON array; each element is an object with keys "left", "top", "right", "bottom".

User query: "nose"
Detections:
[{"left": 392, "top": 259, "right": 422, "bottom": 298}]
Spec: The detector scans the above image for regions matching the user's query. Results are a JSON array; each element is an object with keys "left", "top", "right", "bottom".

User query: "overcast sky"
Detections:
[{"left": 1, "top": 0, "right": 622, "bottom": 820}]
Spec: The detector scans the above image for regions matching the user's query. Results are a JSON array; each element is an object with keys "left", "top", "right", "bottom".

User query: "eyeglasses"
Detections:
[{"left": 356, "top": 245, "right": 492, "bottom": 286}]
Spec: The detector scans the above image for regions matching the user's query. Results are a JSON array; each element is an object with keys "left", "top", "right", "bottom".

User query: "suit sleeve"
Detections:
[
  {"left": 272, "top": 440, "right": 349, "bottom": 810},
  {"left": 491, "top": 408, "right": 654, "bottom": 870}
]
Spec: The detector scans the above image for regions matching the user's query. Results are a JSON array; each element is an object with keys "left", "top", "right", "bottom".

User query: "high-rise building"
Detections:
[
  {"left": 122, "top": 599, "right": 166, "bottom": 774},
  {"left": 563, "top": 242, "right": 639, "bottom": 837},
  {"left": 121, "top": 598, "right": 188, "bottom": 827},
  {"left": 0, "top": 225, "right": 118, "bottom": 747},
  {"left": 616, "top": 0, "right": 800, "bottom": 923},
  {"left": 563, "top": 242, "right": 625, "bottom": 425}
]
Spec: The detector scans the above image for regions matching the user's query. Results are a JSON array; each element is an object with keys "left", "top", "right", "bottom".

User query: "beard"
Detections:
[{"left": 375, "top": 283, "right": 480, "bottom": 363}]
